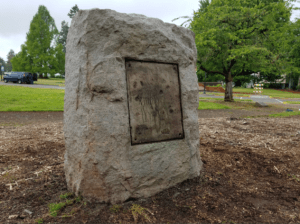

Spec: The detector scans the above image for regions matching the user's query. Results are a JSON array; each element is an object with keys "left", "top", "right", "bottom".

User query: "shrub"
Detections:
[
  {"left": 48, "top": 202, "right": 66, "bottom": 217},
  {"left": 296, "top": 85, "right": 300, "bottom": 91}
]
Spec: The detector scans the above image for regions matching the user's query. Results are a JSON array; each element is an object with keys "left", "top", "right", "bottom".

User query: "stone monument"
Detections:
[{"left": 64, "top": 9, "right": 202, "bottom": 204}]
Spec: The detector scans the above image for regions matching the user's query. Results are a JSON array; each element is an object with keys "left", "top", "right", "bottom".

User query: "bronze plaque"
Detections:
[{"left": 126, "top": 60, "right": 184, "bottom": 145}]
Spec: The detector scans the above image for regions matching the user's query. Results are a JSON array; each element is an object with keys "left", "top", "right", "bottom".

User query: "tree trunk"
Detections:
[{"left": 224, "top": 73, "right": 233, "bottom": 101}]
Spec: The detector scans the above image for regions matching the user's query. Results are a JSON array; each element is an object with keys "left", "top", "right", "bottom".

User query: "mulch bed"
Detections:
[{"left": 0, "top": 111, "right": 300, "bottom": 223}]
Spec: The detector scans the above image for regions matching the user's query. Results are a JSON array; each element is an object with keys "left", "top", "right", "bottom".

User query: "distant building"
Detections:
[
  {"left": 245, "top": 73, "right": 296, "bottom": 89},
  {"left": 245, "top": 73, "right": 260, "bottom": 88}
]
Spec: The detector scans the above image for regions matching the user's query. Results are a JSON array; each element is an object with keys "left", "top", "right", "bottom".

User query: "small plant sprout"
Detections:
[
  {"left": 35, "top": 218, "right": 43, "bottom": 224},
  {"left": 75, "top": 196, "right": 82, "bottom": 202},
  {"left": 48, "top": 202, "right": 66, "bottom": 217},
  {"left": 66, "top": 199, "right": 74, "bottom": 205},
  {"left": 110, "top": 204, "right": 122, "bottom": 213},
  {"left": 290, "top": 174, "right": 300, "bottom": 182},
  {"left": 60, "top": 192, "right": 73, "bottom": 200},
  {"left": 130, "top": 204, "right": 151, "bottom": 223}
]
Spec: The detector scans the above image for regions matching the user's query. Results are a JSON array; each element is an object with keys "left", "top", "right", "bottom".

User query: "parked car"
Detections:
[{"left": 3, "top": 72, "right": 38, "bottom": 84}]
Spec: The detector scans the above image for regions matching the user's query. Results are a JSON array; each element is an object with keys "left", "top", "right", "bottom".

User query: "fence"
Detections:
[
  {"left": 198, "top": 82, "right": 225, "bottom": 93},
  {"left": 198, "top": 82, "right": 222, "bottom": 86}
]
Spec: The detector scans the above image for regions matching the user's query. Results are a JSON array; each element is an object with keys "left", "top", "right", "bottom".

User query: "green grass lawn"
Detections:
[
  {"left": 200, "top": 97, "right": 252, "bottom": 102},
  {"left": 285, "top": 101, "right": 300, "bottom": 104},
  {"left": 268, "top": 111, "right": 300, "bottom": 117},
  {"left": 35, "top": 78, "right": 65, "bottom": 86},
  {"left": 205, "top": 92, "right": 224, "bottom": 96},
  {"left": 0, "top": 86, "right": 64, "bottom": 111},
  {"left": 198, "top": 101, "right": 232, "bottom": 110},
  {"left": 233, "top": 87, "right": 300, "bottom": 99}
]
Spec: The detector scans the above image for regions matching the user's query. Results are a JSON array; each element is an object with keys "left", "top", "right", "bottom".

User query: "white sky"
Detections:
[{"left": 0, "top": 0, "right": 300, "bottom": 61}]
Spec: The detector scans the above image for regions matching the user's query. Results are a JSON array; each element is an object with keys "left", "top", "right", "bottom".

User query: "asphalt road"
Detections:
[{"left": 0, "top": 81, "right": 65, "bottom": 89}]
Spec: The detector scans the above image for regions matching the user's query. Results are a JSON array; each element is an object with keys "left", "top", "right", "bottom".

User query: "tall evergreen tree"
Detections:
[
  {"left": 57, "top": 21, "right": 69, "bottom": 53},
  {"left": 68, "top": 4, "right": 80, "bottom": 19},
  {"left": 54, "top": 44, "right": 65, "bottom": 75},
  {"left": 11, "top": 44, "right": 33, "bottom": 72},
  {"left": 6, "top": 49, "right": 15, "bottom": 72},
  {"left": 0, "top": 57, "right": 7, "bottom": 72},
  {"left": 25, "top": 5, "right": 59, "bottom": 76},
  {"left": 11, "top": 5, "right": 65, "bottom": 76}
]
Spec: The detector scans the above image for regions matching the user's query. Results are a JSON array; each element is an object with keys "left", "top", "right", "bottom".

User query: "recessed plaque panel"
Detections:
[{"left": 126, "top": 60, "right": 184, "bottom": 145}]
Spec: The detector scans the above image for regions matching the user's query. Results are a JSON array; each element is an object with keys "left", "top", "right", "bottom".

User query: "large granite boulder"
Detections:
[{"left": 64, "top": 8, "right": 202, "bottom": 204}]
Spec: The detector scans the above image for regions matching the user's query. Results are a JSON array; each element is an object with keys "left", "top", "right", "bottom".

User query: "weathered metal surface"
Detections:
[{"left": 126, "top": 60, "right": 184, "bottom": 145}]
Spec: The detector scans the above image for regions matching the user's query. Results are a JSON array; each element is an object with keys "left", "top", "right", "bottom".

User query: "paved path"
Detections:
[
  {"left": 0, "top": 81, "right": 65, "bottom": 89},
  {"left": 199, "top": 93, "right": 300, "bottom": 104}
]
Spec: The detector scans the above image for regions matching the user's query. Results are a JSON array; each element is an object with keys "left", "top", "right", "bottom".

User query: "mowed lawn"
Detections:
[
  {"left": 198, "top": 101, "right": 231, "bottom": 110},
  {"left": 233, "top": 87, "right": 300, "bottom": 98},
  {"left": 198, "top": 98, "right": 255, "bottom": 110},
  {"left": 35, "top": 78, "right": 65, "bottom": 87},
  {"left": 0, "top": 86, "right": 64, "bottom": 111}
]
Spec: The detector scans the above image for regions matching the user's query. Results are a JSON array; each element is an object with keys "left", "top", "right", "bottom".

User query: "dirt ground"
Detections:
[{"left": 0, "top": 109, "right": 300, "bottom": 223}]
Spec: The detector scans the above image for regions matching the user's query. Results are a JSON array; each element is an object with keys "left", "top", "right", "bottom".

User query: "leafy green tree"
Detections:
[
  {"left": 197, "top": 0, "right": 211, "bottom": 14},
  {"left": 68, "top": 4, "right": 79, "bottom": 19},
  {"left": 11, "top": 44, "right": 32, "bottom": 71},
  {"left": 286, "top": 19, "right": 300, "bottom": 88},
  {"left": 173, "top": 0, "right": 211, "bottom": 27},
  {"left": 191, "top": 0, "right": 295, "bottom": 101},
  {"left": 6, "top": 49, "right": 15, "bottom": 72},
  {"left": 53, "top": 44, "right": 65, "bottom": 75},
  {"left": 57, "top": 21, "right": 69, "bottom": 53}
]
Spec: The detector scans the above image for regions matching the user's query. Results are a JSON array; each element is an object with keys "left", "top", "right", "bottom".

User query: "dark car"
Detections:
[{"left": 3, "top": 72, "right": 38, "bottom": 84}]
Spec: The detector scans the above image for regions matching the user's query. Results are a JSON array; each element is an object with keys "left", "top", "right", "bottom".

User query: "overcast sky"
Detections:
[{"left": 1, "top": 0, "right": 300, "bottom": 61}]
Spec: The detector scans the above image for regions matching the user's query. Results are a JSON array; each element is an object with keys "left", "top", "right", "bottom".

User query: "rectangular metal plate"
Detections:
[{"left": 126, "top": 60, "right": 184, "bottom": 145}]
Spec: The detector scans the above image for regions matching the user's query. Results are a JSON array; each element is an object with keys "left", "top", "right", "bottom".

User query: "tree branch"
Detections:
[
  {"left": 198, "top": 61, "right": 226, "bottom": 76},
  {"left": 227, "top": 59, "right": 236, "bottom": 73}
]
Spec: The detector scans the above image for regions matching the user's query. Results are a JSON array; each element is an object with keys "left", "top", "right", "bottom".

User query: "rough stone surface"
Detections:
[
  {"left": 255, "top": 102, "right": 268, "bottom": 107},
  {"left": 64, "top": 8, "right": 202, "bottom": 204}
]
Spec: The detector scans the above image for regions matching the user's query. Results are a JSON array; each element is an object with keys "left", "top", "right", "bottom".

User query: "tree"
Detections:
[
  {"left": 55, "top": 4, "right": 80, "bottom": 73},
  {"left": 191, "top": 0, "right": 295, "bottom": 101},
  {"left": 11, "top": 44, "right": 32, "bottom": 72},
  {"left": 20, "top": 5, "right": 59, "bottom": 77},
  {"left": 11, "top": 5, "right": 65, "bottom": 77},
  {"left": 68, "top": 4, "right": 79, "bottom": 19},
  {"left": 285, "top": 18, "right": 300, "bottom": 88},
  {"left": 51, "top": 43, "right": 65, "bottom": 75},
  {"left": 0, "top": 57, "right": 7, "bottom": 71},
  {"left": 6, "top": 49, "right": 15, "bottom": 72},
  {"left": 173, "top": 0, "right": 211, "bottom": 27},
  {"left": 57, "top": 21, "right": 69, "bottom": 53}
]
